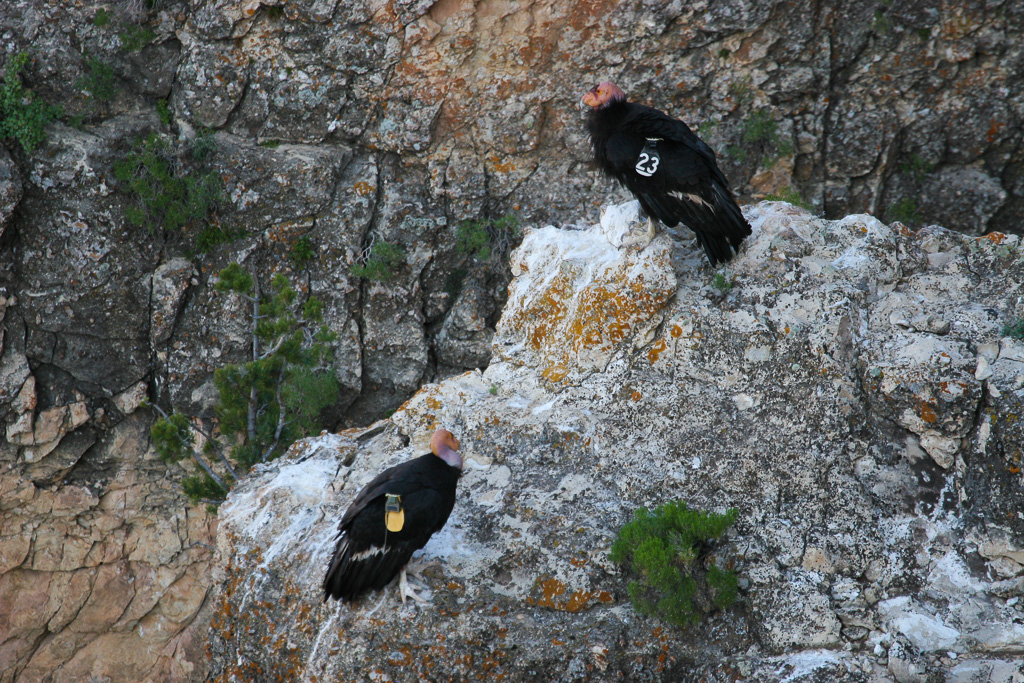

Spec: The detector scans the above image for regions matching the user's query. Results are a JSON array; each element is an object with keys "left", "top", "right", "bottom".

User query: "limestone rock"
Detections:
[
  {"left": 207, "top": 202, "right": 1024, "bottom": 681},
  {"left": 434, "top": 277, "right": 496, "bottom": 370},
  {"left": 496, "top": 201, "right": 676, "bottom": 385},
  {"left": 150, "top": 258, "right": 196, "bottom": 347}
]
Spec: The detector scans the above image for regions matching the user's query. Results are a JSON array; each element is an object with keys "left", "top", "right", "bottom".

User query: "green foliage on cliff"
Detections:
[
  {"left": 900, "top": 153, "right": 933, "bottom": 183},
  {"left": 352, "top": 240, "right": 406, "bottom": 282},
  {"left": 77, "top": 55, "right": 119, "bottom": 103},
  {"left": 290, "top": 235, "right": 315, "bottom": 268},
  {"left": 119, "top": 25, "right": 157, "bottom": 52},
  {"left": 1003, "top": 317, "right": 1024, "bottom": 340},
  {"left": 0, "top": 53, "right": 60, "bottom": 153},
  {"left": 711, "top": 271, "right": 733, "bottom": 295},
  {"left": 156, "top": 98, "right": 173, "bottom": 126},
  {"left": 765, "top": 186, "right": 813, "bottom": 211},
  {"left": 151, "top": 264, "right": 339, "bottom": 504},
  {"left": 888, "top": 197, "right": 920, "bottom": 225},
  {"left": 610, "top": 501, "right": 739, "bottom": 627},
  {"left": 213, "top": 264, "right": 339, "bottom": 469},
  {"left": 456, "top": 214, "right": 520, "bottom": 262},
  {"left": 114, "top": 132, "right": 222, "bottom": 238},
  {"left": 739, "top": 110, "right": 793, "bottom": 168}
]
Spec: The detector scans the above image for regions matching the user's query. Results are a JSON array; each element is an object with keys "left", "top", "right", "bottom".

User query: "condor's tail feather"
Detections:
[
  {"left": 637, "top": 180, "right": 751, "bottom": 267},
  {"left": 323, "top": 533, "right": 416, "bottom": 602}
]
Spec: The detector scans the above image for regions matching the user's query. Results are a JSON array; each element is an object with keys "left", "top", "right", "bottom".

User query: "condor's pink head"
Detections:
[
  {"left": 430, "top": 429, "right": 462, "bottom": 469},
  {"left": 582, "top": 81, "right": 626, "bottom": 109}
]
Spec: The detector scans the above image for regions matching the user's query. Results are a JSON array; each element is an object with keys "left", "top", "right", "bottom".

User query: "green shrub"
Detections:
[
  {"left": 741, "top": 110, "right": 776, "bottom": 146},
  {"left": 888, "top": 197, "right": 920, "bottom": 225},
  {"left": 119, "top": 25, "right": 156, "bottom": 52},
  {"left": 610, "top": 501, "right": 739, "bottom": 626},
  {"left": 726, "top": 144, "right": 748, "bottom": 163},
  {"left": 93, "top": 8, "right": 111, "bottom": 27},
  {"left": 352, "top": 240, "right": 406, "bottom": 281},
  {"left": 1003, "top": 317, "right": 1024, "bottom": 339},
  {"left": 900, "top": 153, "right": 933, "bottom": 183},
  {"left": 696, "top": 119, "right": 718, "bottom": 139},
  {"left": 290, "top": 235, "right": 315, "bottom": 268},
  {"left": 189, "top": 130, "right": 217, "bottom": 162},
  {"left": 113, "top": 132, "right": 221, "bottom": 235},
  {"left": 873, "top": 10, "right": 892, "bottom": 34},
  {"left": 77, "top": 55, "right": 118, "bottom": 103},
  {"left": 740, "top": 109, "right": 793, "bottom": 167},
  {"left": 765, "top": 185, "right": 813, "bottom": 211},
  {"left": 194, "top": 225, "right": 243, "bottom": 254},
  {"left": 156, "top": 98, "right": 173, "bottom": 126},
  {"left": 711, "top": 271, "right": 733, "bottom": 295},
  {"left": 456, "top": 214, "right": 520, "bottom": 262},
  {"left": 0, "top": 53, "right": 60, "bottom": 153}
]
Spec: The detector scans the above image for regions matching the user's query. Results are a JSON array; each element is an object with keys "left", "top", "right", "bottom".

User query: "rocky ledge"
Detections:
[{"left": 209, "top": 201, "right": 1024, "bottom": 682}]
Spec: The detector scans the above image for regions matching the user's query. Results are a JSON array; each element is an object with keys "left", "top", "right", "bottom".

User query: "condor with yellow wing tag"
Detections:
[{"left": 324, "top": 429, "right": 463, "bottom": 605}]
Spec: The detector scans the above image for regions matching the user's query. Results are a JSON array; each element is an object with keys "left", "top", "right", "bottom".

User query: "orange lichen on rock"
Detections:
[
  {"left": 527, "top": 577, "right": 614, "bottom": 613},
  {"left": 647, "top": 338, "right": 668, "bottom": 363},
  {"left": 981, "top": 232, "right": 1007, "bottom": 244},
  {"left": 917, "top": 400, "right": 939, "bottom": 424},
  {"left": 499, "top": 235, "right": 675, "bottom": 385}
]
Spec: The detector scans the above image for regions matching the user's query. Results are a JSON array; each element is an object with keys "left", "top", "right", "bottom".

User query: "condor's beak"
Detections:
[{"left": 581, "top": 88, "right": 599, "bottom": 109}]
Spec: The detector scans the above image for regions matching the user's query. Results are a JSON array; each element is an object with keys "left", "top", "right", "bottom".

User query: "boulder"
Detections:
[{"left": 208, "top": 201, "right": 1024, "bottom": 680}]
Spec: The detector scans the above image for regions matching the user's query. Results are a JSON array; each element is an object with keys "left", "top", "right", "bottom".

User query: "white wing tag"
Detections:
[{"left": 635, "top": 139, "right": 661, "bottom": 177}]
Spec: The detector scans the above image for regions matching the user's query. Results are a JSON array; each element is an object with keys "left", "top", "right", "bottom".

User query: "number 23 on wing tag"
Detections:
[{"left": 635, "top": 139, "right": 660, "bottom": 177}]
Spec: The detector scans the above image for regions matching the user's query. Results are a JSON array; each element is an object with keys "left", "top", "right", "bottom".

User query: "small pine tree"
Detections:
[
  {"left": 610, "top": 501, "right": 739, "bottom": 626},
  {"left": 151, "top": 263, "right": 339, "bottom": 504},
  {"left": 1003, "top": 317, "right": 1024, "bottom": 339},
  {"left": 114, "top": 132, "right": 222, "bottom": 237},
  {"left": 455, "top": 214, "right": 521, "bottom": 262}
]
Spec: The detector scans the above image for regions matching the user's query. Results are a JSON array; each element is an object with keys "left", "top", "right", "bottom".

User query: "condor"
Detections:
[
  {"left": 323, "top": 429, "right": 462, "bottom": 604},
  {"left": 582, "top": 81, "right": 751, "bottom": 265}
]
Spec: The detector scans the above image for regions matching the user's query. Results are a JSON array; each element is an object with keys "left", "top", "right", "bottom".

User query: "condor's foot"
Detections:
[
  {"left": 616, "top": 218, "right": 656, "bottom": 252},
  {"left": 398, "top": 566, "right": 431, "bottom": 605}
]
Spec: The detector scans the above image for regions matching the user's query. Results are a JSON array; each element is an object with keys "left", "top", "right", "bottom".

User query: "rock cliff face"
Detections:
[
  {"left": 1, "top": 0, "right": 1023, "bottom": 679},
  {"left": 210, "top": 201, "right": 1024, "bottom": 682}
]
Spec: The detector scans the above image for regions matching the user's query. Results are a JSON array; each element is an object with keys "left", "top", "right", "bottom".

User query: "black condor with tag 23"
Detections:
[{"left": 582, "top": 81, "right": 751, "bottom": 266}]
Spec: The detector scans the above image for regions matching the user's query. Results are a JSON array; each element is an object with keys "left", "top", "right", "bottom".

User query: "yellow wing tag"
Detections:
[{"left": 385, "top": 494, "right": 404, "bottom": 532}]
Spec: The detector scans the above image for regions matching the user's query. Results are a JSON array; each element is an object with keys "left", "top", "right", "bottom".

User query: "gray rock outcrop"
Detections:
[{"left": 208, "top": 201, "right": 1024, "bottom": 682}]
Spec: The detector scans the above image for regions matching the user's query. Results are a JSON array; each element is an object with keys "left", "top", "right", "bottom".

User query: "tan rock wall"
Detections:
[{"left": 0, "top": 413, "right": 215, "bottom": 682}]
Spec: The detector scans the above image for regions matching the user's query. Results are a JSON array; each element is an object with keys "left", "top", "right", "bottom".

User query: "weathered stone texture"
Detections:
[
  {"left": 0, "top": 413, "right": 216, "bottom": 683},
  {"left": 208, "top": 203, "right": 1024, "bottom": 681}
]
